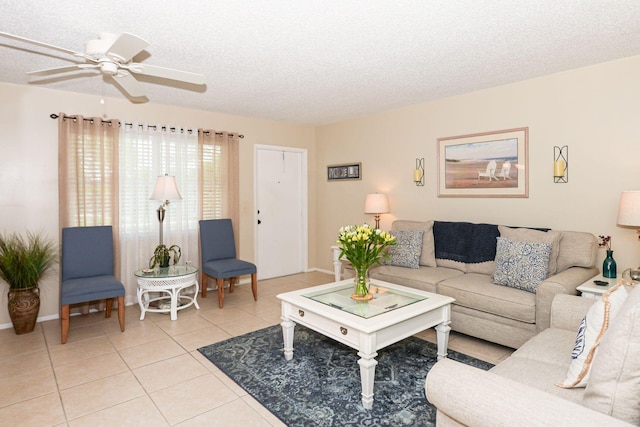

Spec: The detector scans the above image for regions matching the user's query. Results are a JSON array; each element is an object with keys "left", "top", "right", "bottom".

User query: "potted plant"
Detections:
[
  {"left": 0, "top": 230, "right": 57, "bottom": 334},
  {"left": 149, "top": 244, "right": 181, "bottom": 269}
]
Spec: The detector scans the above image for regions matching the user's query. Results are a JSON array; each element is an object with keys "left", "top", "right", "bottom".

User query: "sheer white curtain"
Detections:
[{"left": 118, "top": 124, "right": 199, "bottom": 302}]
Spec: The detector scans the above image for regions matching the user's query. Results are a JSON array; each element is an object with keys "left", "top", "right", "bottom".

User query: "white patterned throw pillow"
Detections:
[
  {"left": 492, "top": 237, "right": 552, "bottom": 292},
  {"left": 383, "top": 230, "right": 424, "bottom": 269},
  {"left": 557, "top": 283, "right": 628, "bottom": 388}
]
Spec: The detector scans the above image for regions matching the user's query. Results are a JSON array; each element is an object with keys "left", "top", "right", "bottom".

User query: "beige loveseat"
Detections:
[
  {"left": 425, "top": 284, "right": 640, "bottom": 426},
  {"left": 367, "top": 220, "right": 599, "bottom": 348}
]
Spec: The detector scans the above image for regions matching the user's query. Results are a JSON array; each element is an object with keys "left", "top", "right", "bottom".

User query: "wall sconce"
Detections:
[
  {"left": 364, "top": 193, "right": 389, "bottom": 229},
  {"left": 414, "top": 158, "right": 425, "bottom": 186},
  {"left": 553, "top": 145, "right": 568, "bottom": 183}
]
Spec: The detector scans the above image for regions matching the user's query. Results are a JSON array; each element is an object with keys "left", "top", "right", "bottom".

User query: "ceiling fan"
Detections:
[{"left": 0, "top": 31, "right": 205, "bottom": 100}]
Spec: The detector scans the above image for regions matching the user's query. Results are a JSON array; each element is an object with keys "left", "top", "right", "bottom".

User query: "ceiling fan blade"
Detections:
[
  {"left": 129, "top": 63, "right": 205, "bottom": 85},
  {"left": 0, "top": 31, "right": 81, "bottom": 56},
  {"left": 106, "top": 33, "right": 149, "bottom": 62},
  {"left": 110, "top": 71, "right": 146, "bottom": 98},
  {"left": 26, "top": 64, "right": 98, "bottom": 77},
  {"left": 0, "top": 31, "right": 99, "bottom": 63}
]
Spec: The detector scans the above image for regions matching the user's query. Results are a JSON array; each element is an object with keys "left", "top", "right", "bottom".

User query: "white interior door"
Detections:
[{"left": 255, "top": 145, "right": 307, "bottom": 279}]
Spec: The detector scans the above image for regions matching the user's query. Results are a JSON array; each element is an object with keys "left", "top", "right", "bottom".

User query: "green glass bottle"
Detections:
[{"left": 603, "top": 250, "right": 617, "bottom": 278}]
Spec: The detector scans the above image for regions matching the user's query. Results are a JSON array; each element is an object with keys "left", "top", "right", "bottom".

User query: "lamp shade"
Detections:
[
  {"left": 617, "top": 191, "right": 640, "bottom": 227},
  {"left": 364, "top": 193, "right": 389, "bottom": 214},
  {"left": 150, "top": 174, "right": 182, "bottom": 202}
]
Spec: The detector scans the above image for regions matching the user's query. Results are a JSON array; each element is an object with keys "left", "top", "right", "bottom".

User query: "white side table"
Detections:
[
  {"left": 576, "top": 274, "right": 619, "bottom": 299},
  {"left": 135, "top": 265, "right": 200, "bottom": 320}
]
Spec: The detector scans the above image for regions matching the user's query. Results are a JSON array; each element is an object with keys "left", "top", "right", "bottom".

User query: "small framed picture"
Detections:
[{"left": 327, "top": 163, "right": 361, "bottom": 181}]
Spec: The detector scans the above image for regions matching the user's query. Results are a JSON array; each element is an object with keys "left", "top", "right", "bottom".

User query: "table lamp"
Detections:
[
  {"left": 150, "top": 174, "right": 182, "bottom": 245},
  {"left": 617, "top": 191, "right": 640, "bottom": 279},
  {"left": 364, "top": 193, "right": 389, "bottom": 229}
]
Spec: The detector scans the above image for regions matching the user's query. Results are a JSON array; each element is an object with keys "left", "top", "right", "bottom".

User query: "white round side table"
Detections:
[{"left": 135, "top": 265, "right": 200, "bottom": 320}]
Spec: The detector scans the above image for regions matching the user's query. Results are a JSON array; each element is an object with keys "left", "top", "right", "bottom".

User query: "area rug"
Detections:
[{"left": 198, "top": 325, "right": 493, "bottom": 426}]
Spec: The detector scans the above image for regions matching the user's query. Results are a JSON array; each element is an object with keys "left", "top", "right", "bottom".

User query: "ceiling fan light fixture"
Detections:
[{"left": 99, "top": 61, "right": 119, "bottom": 76}]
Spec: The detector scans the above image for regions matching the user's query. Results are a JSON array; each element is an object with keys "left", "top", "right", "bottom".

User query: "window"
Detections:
[{"left": 59, "top": 116, "right": 240, "bottom": 302}]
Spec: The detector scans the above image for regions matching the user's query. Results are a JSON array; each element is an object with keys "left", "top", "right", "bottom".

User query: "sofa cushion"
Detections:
[
  {"left": 490, "top": 357, "right": 585, "bottom": 404},
  {"left": 391, "top": 220, "right": 436, "bottom": 267},
  {"left": 465, "top": 260, "right": 496, "bottom": 276},
  {"left": 383, "top": 230, "right": 423, "bottom": 268},
  {"left": 558, "top": 283, "right": 628, "bottom": 388},
  {"left": 582, "top": 284, "right": 640, "bottom": 425},
  {"left": 438, "top": 273, "right": 536, "bottom": 323},
  {"left": 451, "top": 305, "right": 538, "bottom": 349},
  {"left": 493, "top": 237, "right": 552, "bottom": 293},
  {"left": 436, "top": 258, "right": 467, "bottom": 272},
  {"left": 511, "top": 327, "right": 577, "bottom": 368},
  {"left": 556, "top": 231, "right": 598, "bottom": 272},
  {"left": 369, "top": 265, "right": 462, "bottom": 293},
  {"left": 498, "top": 225, "right": 561, "bottom": 275}
]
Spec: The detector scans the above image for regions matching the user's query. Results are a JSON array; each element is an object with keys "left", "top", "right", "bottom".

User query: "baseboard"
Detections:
[
  {"left": 1, "top": 269, "right": 332, "bottom": 330},
  {"left": 0, "top": 301, "right": 139, "bottom": 331},
  {"left": 0, "top": 313, "right": 59, "bottom": 330}
]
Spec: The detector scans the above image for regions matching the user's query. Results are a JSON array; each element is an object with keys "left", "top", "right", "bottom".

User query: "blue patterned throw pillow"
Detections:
[
  {"left": 383, "top": 230, "right": 424, "bottom": 269},
  {"left": 493, "top": 237, "right": 552, "bottom": 292}
]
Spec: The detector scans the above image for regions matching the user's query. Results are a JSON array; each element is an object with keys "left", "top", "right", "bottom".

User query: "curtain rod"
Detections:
[{"left": 49, "top": 113, "right": 244, "bottom": 138}]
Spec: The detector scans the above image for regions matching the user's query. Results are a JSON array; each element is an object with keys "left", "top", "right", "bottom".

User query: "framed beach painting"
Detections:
[{"left": 437, "top": 127, "right": 529, "bottom": 198}]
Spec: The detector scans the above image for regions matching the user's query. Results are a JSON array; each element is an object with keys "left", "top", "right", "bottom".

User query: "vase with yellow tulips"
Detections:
[{"left": 337, "top": 224, "right": 396, "bottom": 300}]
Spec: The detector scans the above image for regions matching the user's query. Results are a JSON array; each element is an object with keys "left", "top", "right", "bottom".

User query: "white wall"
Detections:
[
  {"left": 0, "top": 82, "right": 316, "bottom": 326},
  {"left": 315, "top": 56, "right": 640, "bottom": 275},
  {"left": 3, "top": 54, "right": 640, "bottom": 328}
]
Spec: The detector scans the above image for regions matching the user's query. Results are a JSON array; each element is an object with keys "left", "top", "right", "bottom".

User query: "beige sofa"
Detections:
[
  {"left": 367, "top": 220, "right": 599, "bottom": 348},
  {"left": 425, "top": 284, "right": 640, "bottom": 426}
]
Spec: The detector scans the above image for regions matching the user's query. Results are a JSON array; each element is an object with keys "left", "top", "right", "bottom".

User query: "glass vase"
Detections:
[
  {"left": 352, "top": 266, "right": 370, "bottom": 300},
  {"left": 603, "top": 250, "right": 617, "bottom": 278}
]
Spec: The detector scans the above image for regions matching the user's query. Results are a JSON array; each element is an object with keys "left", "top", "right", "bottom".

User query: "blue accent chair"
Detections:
[
  {"left": 199, "top": 219, "right": 257, "bottom": 308},
  {"left": 61, "top": 226, "right": 125, "bottom": 344}
]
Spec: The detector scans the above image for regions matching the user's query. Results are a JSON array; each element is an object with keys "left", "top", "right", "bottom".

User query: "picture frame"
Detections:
[
  {"left": 437, "top": 127, "right": 529, "bottom": 198},
  {"left": 327, "top": 162, "right": 362, "bottom": 181}
]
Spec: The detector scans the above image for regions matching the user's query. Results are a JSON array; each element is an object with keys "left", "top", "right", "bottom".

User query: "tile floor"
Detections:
[{"left": 0, "top": 271, "right": 514, "bottom": 426}]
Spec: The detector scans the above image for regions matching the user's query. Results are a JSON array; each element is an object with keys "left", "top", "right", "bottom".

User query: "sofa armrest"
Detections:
[
  {"left": 425, "top": 359, "right": 633, "bottom": 427},
  {"left": 535, "top": 266, "right": 598, "bottom": 331},
  {"left": 550, "top": 294, "right": 596, "bottom": 330}
]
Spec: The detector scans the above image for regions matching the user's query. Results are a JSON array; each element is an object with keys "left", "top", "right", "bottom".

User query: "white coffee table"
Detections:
[{"left": 277, "top": 279, "right": 455, "bottom": 409}]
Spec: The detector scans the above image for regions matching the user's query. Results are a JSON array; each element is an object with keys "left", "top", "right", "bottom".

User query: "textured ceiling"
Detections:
[{"left": 2, "top": 1, "right": 640, "bottom": 125}]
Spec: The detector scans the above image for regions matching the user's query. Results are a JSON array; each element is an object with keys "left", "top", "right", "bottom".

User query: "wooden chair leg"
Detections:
[
  {"left": 229, "top": 277, "right": 236, "bottom": 293},
  {"left": 61, "top": 305, "right": 70, "bottom": 344},
  {"left": 117, "top": 296, "right": 125, "bottom": 332},
  {"left": 217, "top": 278, "right": 225, "bottom": 308},
  {"left": 105, "top": 298, "right": 113, "bottom": 318},
  {"left": 201, "top": 273, "right": 208, "bottom": 298},
  {"left": 251, "top": 273, "right": 258, "bottom": 301}
]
